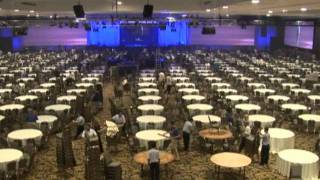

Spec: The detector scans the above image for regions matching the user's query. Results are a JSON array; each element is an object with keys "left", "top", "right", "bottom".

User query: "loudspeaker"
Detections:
[
  {"left": 261, "top": 26, "right": 267, "bottom": 37},
  {"left": 73, "top": 4, "right": 85, "bottom": 18},
  {"left": 143, "top": 4, "right": 153, "bottom": 18}
]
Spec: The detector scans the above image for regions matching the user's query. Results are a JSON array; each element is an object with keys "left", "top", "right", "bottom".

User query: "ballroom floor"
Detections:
[{"left": 24, "top": 81, "right": 318, "bottom": 180}]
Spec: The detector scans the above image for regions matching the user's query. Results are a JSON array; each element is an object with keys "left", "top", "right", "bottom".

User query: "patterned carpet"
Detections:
[{"left": 25, "top": 82, "right": 319, "bottom": 180}]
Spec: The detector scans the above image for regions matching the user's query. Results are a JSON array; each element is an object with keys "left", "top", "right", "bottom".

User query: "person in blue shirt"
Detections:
[{"left": 26, "top": 108, "right": 38, "bottom": 123}]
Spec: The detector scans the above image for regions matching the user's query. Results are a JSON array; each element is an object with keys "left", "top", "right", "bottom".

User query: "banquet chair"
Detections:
[
  {"left": 307, "top": 120, "right": 316, "bottom": 134},
  {"left": 5, "top": 161, "right": 17, "bottom": 179},
  {"left": 289, "top": 164, "right": 302, "bottom": 180},
  {"left": 18, "top": 158, "right": 29, "bottom": 177},
  {"left": 146, "top": 122, "right": 155, "bottom": 130},
  {"left": 197, "top": 136, "right": 212, "bottom": 153}
]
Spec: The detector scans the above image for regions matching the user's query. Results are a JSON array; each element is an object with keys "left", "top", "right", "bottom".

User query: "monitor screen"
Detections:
[{"left": 284, "top": 25, "right": 314, "bottom": 49}]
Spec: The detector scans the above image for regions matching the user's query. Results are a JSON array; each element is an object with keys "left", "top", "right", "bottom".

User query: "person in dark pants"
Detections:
[
  {"left": 260, "top": 127, "right": 270, "bottom": 166},
  {"left": 148, "top": 141, "right": 160, "bottom": 180},
  {"left": 182, "top": 119, "right": 193, "bottom": 151}
]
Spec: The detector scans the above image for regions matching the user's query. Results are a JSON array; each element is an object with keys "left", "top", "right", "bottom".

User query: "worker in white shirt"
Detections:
[
  {"left": 74, "top": 113, "right": 85, "bottom": 138},
  {"left": 239, "top": 121, "right": 251, "bottom": 152},
  {"left": 148, "top": 141, "right": 160, "bottom": 180},
  {"left": 111, "top": 111, "right": 126, "bottom": 125},
  {"left": 81, "top": 123, "right": 97, "bottom": 139},
  {"left": 182, "top": 119, "right": 193, "bottom": 151}
]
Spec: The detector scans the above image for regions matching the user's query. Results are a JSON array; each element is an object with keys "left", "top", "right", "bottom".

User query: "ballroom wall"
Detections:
[{"left": 22, "top": 25, "right": 87, "bottom": 46}]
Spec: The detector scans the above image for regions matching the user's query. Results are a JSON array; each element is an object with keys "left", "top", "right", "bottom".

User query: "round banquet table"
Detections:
[
  {"left": 199, "top": 129, "right": 233, "bottom": 140},
  {"left": 254, "top": 88, "right": 275, "bottom": 96},
  {"left": 235, "top": 103, "right": 261, "bottom": 112},
  {"left": 267, "top": 95, "right": 290, "bottom": 103},
  {"left": 216, "top": 88, "right": 237, "bottom": 95},
  {"left": 138, "top": 88, "right": 159, "bottom": 95},
  {"left": 277, "top": 149, "right": 319, "bottom": 179},
  {"left": 187, "top": 104, "right": 213, "bottom": 114},
  {"left": 40, "top": 83, "right": 55, "bottom": 88},
  {"left": 230, "top": 73, "right": 243, "bottom": 78},
  {"left": 67, "top": 89, "right": 86, "bottom": 95},
  {"left": 172, "top": 77, "right": 189, "bottom": 83},
  {"left": 0, "top": 104, "right": 24, "bottom": 111},
  {"left": 75, "top": 83, "right": 94, "bottom": 88},
  {"left": 192, "top": 115, "right": 221, "bottom": 124},
  {"left": 211, "top": 83, "right": 231, "bottom": 89},
  {"left": 258, "top": 73, "right": 273, "bottom": 78},
  {"left": 137, "top": 104, "right": 164, "bottom": 115},
  {"left": 136, "top": 115, "right": 166, "bottom": 129},
  {"left": 57, "top": 95, "right": 77, "bottom": 103},
  {"left": 36, "top": 115, "right": 58, "bottom": 129},
  {"left": 281, "top": 103, "right": 307, "bottom": 112},
  {"left": 14, "top": 95, "right": 38, "bottom": 102},
  {"left": 139, "top": 77, "right": 156, "bottom": 82},
  {"left": 182, "top": 95, "right": 205, "bottom": 102},
  {"left": 282, "top": 83, "right": 299, "bottom": 89},
  {"left": 269, "top": 77, "right": 284, "bottom": 83},
  {"left": 308, "top": 95, "right": 320, "bottom": 104},
  {"left": 299, "top": 114, "right": 320, "bottom": 128},
  {"left": 248, "top": 114, "right": 275, "bottom": 128},
  {"left": 247, "top": 83, "right": 266, "bottom": 89},
  {"left": 210, "top": 152, "right": 251, "bottom": 179},
  {"left": 8, "top": 129, "right": 43, "bottom": 146},
  {"left": 81, "top": 77, "right": 99, "bottom": 82},
  {"left": 238, "top": 77, "right": 253, "bottom": 82},
  {"left": 16, "top": 77, "right": 34, "bottom": 82},
  {"left": 138, "top": 82, "right": 157, "bottom": 88},
  {"left": 205, "top": 77, "right": 222, "bottom": 82},
  {"left": 0, "top": 149, "right": 23, "bottom": 171},
  {"left": 138, "top": 95, "right": 162, "bottom": 104},
  {"left": 105, "top": 120, "right": 119, "bottom": 137},
  {"left": 134, "top": 151, "right": 174, "bottom": 165},
  {"left": 135, "top": 130, "right": 169, "bottom": 148},
  {"left": 0, "top": 89, "right": 12, "bottom": 94},
  {"left": 45, "top": 104, "right": 71, "bottom": 113},
  {"left": 28, "top": 88, "right": 49, "bottom": 94},
  {"left": 178, "top": 88, "right": 199, "bottom": 95},
  {"left": 260, "top": 128, "right": 294, "bottom": 153},
  {"left": 176, "top": 83, "right": 195, "bottom": 88},
  {"left": 225, "top": 95, "right": 248, "bottom": 102},
  {"left": 290, "top": 88, "right": 311, "bottom": 96}
]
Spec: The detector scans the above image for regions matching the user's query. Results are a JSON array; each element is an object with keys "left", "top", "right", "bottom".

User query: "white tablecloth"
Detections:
[
  {"left": 8, "top": 129, "right": 43, "bottom": 146},
  {"left": 36, "top": 115, "right": 58, "bottom": 129},
  {"left": 216, "top": 88, "right": 237, "bottom": 94},
  {"left": 254, "top": 88, "right": 275, "bottom": 96},
  {"left": 28, "top": 88, "right": 49, "bottom": 94},
  {"left": 67, "top": 89, "right": 87, "bottom": 95},
  {"left": 225, "top": 95, "right": 248, "bottom": 102},
  {"left": 281, "top": 103, "right": 307, "bottom": 111},
  {"left": 247, "top": 83, "right": 266, "bottom": 89},
  {"left": 138, "top": 88, "right": 159, "bottom": 95},
  {"left": 45, "top": 104, "right": 71, "bottom": 113},
  {"left": 178, "top": 88, "right": 199, "bottom": 95},
  {"left": 138, "top": 104, "right": 164, "bottom": 115},
  {"left": 15, "top": 95, "right": 38, "bottom": 102},
  {"left": 299, "top": 114, "right": 320, "bottom": 128},
  {"left": 176, "top": 83, "right": 195, "bottom": 88},
  {"left": 135, "top": 130, "right": 169, "bottom": 148},
  {"left": 308, "top": 95, "right": 320, "bottom": 104},
  {"left": 248, "top": 114, "right": 275, "bottom": 127},
  {"left": 187, "top": 104, "right": 213, "bottom": 114},
  {"left": 136, "top": 115, "right": 166, "bottom": 129},
  {"left": 0, "top": 104, "right": 24, "bottom": 111},
  {"left": 282, "top": 83, "right": 299, "bottom": 89},
  {"left": 211, "top": 83, "right": 231, "bottom": 88},
  {"left": 138, "top": 82, "right": 157, "bottom": 88},
  {"left": 40, "top": 83, "right": 55, "bottom": 88},
  {"left": 182, "top": 95, "right": 205, "bottom": 102},
  {"left": 290, "top": 88, "right": 311, "bottom": 96},
  {"left": 138, "top": 95, "right": 162, "bottom": 103},
  {"left": 277, "top": 149, "right": 319, "bottom": 179},
  {"left": 192, "top": 114, "right": 221, "bottom": 124},
  {"left": 235, "top": 103, "right": 261, "bottom": 112},
  {"left": 206, "top": 77, "right": 222, "bottom": 82},
  {"left": 139, "top": 77, "right": 156, "bottom": 82},
  {"left": 0, "top": 149, "right": 23, "bottom": 171},
  {"left": 267, "top": 95, "right": 290, "bottom": 102},
  {"left": 75, "top": 83, "right": 94, "bottom": 88},
  {"left": 261, "top": 128, "right": 294, "bottom": 153},
  {"left": 57, "top": 95, "right": 77, "bottom": 103}
]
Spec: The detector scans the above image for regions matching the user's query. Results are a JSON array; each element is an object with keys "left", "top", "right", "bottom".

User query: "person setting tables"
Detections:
[
  {"left": 148, "top": 141, "right": 160, "bottom": 180},
  {"left": 111, "top": 111, "right": 126, "bottom": 125},
  {"left": 182, "top": 119, "right": 193, "bottom": 151},
  {"left": 26, "top": 108, "right": 38, "bottom": 123},
  {"left": 239, "top": 121, "right": 251, "bottom": 153},
  {"left": 260, "top": 127, "right": 270, "bottom": 166},
  {"left": 73, "top": 113, "right": 85, "bottom": 138},
  {"left": 81, "top": 123, "right": 97, "bottom": 139}
]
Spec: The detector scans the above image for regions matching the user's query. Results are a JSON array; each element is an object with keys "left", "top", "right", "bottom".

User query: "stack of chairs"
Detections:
[
  {"left": 85, "top": 139, "right": 104, "bottom": 180},
  {"left": 105, "top": 161, "right": 122, "bottom": 180}
]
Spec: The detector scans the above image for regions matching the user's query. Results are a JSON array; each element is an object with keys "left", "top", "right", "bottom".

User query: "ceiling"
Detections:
[{"left": 0, "top": 0, "right": 320, "bottom": 18}]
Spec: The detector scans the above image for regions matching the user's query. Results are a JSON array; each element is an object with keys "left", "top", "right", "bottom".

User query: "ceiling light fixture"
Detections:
[
  {"left": 282, "top": 9, "right": 288, "bottom": 13},
  {"left": 29, "top": 10, "right": 35, "bottom": 13},
  {"left": 266, "top": 13, "right": 271, "bottom": 17},
  {"left": 226, "top": 14, "right": 230, "bottom": 17},
  {"left": 268, "top": 10, "right": 273, "bottom": 14},
  {"left": 251, "top": 0, "right": 260, "bottom": 4},
  {"left": 222, "top": 6, "right": 229, "bottom": 9},
  {"left": 14, "top": 9, "right": 20, "bottom": 12},
  {"left": 206, "top": 9, "right": 211, "bottom": 12},
  {"left": 300, "top": 7, "right": 307, "bottom": 12},
  {"left": 117, "top": 1, "right": 123, "bottom": 5}
]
